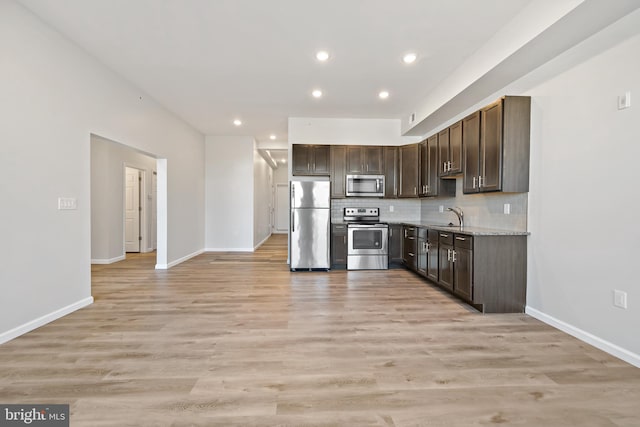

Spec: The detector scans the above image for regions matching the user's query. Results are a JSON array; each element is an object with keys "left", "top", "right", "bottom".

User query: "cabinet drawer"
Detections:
[
  {"left": 438, "top": 232, "right": 454, "bottom": 245},
  {"left": 332, "top": 224, "right": 347, "bottom": 234},
  {"left": 454, "top": 234, "right": 473, "bottom": 249},
  {"left": 404, "top": 226, "right": 417, "bottom": 238}
]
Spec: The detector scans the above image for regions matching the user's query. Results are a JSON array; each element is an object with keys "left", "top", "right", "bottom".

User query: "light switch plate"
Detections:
[
  {"left": 504, "top": 203, "right": 511, "bottom": 215},
  {"left": 614, "top": 290, "right": 627, "bottom": 309},
  {"left": 58, "top": 197, "right": 77, "bottom": 210},
  {"left": 618, "top": 91, "right": 631, "bottom": 110},
  {"left": 439, "top": 205, "right": 444, "bottom": 213}
]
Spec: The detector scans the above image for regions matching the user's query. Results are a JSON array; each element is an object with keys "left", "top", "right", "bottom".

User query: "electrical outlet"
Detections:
[
  {"left": 618, "top": 91, "right": 631, "bottom": 110},
  {"left": 439, "top": 205, "right": 444, "bottom": 213},
  {"left": 58, "top": 197, "right": 77, "bottom": 210},
  {"left": 389, "top": 205, "right": 394, "bottom": 212},
  {"left": 614, "top": 290, "right": 627, "bottom": 309},
  {"left": 504, "top": 203, "right": 511, "bottom": 215}
]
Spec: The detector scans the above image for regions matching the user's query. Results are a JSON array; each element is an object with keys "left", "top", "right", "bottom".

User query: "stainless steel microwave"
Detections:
[{"left": 346, "top": 174, "right": 385, "bottom": 197}]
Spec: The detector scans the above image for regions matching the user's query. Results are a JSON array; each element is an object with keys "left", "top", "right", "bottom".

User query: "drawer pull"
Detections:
[
  {"left": 455, "top": 237, "right": 466, "bottom": 241},
  {"left": 440, "top": 233, "right": 449, "bottom": 238}
]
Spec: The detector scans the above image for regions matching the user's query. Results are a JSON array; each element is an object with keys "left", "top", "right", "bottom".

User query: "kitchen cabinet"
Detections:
[
  {"left": 437, "top": 232, "right": 473, "bottom": 300},
  {"left": 402, "top": 225, "right": 417, "bottom": 270},
  {"left": 330, "top": 145, "right": 346, "bottom": 198},
  {"left": 463, "top": 96, "right": 531, "bottom": 193},
  {"left": 331, "top": 224, "right": 347, "bottom": 269},
  {"left": 416, "top": 228, "right": 428, "bottom": 276},
  {"left": 292, "top": 144, "right": 330, "bottom": 176},
  {"left": 426, "top": 229, "right": 439, "bottom": 283},
  {"left": 383, "top": 146, "right": 398, "bottom": 198},
  {"left": 346, "top": 146, "right": 384, "bottom": 174},
  {"left": 388, "top": 224, "right": 403, "bottom": 266},
  {"left": 439, "top": 121, "right": 462, "bottom": 177},
  {"left": 419, "top": 135, "right": 455, "bottom": 198},
  {"left": 399, "top": 144, "right": 419, "bottom": 198}
]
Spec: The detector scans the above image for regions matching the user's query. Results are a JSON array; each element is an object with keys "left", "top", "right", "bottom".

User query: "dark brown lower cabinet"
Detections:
[
  {"left": 331, "top": 224, "right": 347, "bottom": 269},
  {"left": 402, "top": 225, "right": 417, "bottom": 271},
  {"left": 388, "top": 224, "right": 403, "bottom": 266},
  {"left": 402, "top": 226, "right": 527, "bottom": 313}
]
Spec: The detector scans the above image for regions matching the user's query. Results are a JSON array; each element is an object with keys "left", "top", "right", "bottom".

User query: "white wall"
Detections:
[
  {"left": 0, "top": 1, "right": 205, "bottom": 343},
  {"left": 205, "top": 136, "right": 254, "bottom": 251},
  {"left": 273, "top": 165, "right": 289, "bottom": 185},
  {"left": 91, "top": 135, "right": 157, "bottom": 262},
  {"left": 253, "top": 145, "right": 273, "bottom": 248}
]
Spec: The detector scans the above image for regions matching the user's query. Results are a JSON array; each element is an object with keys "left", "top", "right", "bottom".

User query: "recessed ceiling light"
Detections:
[
  {"left": 312, "top": 89, "right": 323, "bottom": 98},
  {"left": 379, "top": 91, "right": 390, "bottom": 99},
  {"left": 233, "top": 119, "right": 242, "bottom": 126},
  {"left": 403, "top": 53, "right": 417, "bottom": 64},
  {"left": 269, "top": 134, "right": 276, "bottom": 140},
  {"left": 316, "top": 50, "right": 330, "bottom": 61}
]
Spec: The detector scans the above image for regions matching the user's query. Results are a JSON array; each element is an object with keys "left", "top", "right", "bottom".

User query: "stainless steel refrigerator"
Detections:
[{"left": 290, "top": 180, "right": 331, "bottom": 270}]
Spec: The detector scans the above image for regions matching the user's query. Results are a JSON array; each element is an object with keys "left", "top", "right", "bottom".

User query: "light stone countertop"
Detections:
[{"left": 390, "top": 222, "right": 530, "bottom": 236}]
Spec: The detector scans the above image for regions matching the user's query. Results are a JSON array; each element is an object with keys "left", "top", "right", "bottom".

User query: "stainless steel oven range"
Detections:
[{"left": 344, "top": 207, "right": 388, "bottom": 270}]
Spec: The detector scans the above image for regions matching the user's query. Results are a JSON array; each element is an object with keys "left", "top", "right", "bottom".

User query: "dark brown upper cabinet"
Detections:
[
  {"left": 419, "top": 135, "right": 455, "bottom": 198},
  {"left": 383, "top": 146, "right": 398, "bottom": 198},
  {"left": 398, "top": 144, "right": 419, "bottom": 198},
  {"left": 346, "top": 146, "right": 384, "bottom": 174},
  {"left": 292, "top": 144, "right": 330, "bottom": 176},
  {"left": 463, "top": 96, "right": 531, "bottom": 194},
  {"left": 439, "top": 120, "right": 463, "bottom": 177},
  {"left": 330, "top": 145, "right": 346, "bottom": 198}
]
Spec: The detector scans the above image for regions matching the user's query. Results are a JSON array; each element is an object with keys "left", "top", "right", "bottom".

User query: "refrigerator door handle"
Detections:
[{"left": 291, "top": 209, "right": 295, "bottom": 232}]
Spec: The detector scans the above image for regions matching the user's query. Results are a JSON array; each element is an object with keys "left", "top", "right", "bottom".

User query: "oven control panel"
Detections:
[{"left": 344, "top": 207, "right": 379, "bottom": 216}]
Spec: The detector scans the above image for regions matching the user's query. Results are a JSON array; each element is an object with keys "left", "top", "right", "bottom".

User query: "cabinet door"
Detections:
[
  {"left": 346, "top": 146, "right": 364, "bottom": 174},
  {"left": 480, "top": 100, "right": 503, "bottom": 192},
  {"left": 462, "top": 111, "right": 480, "bottom": 193},
  {"left": 331, "top": 224, "right": 348, "bottom": 267},
  {"left": 438, "top": 128, "right": 450, "bottom": 177},
  {"left": 426, "top": 135, "right": 439, "bottom": 196},
  {"left": 449, "top": 120, "right": 463, "bottom": 174},
  {"left": 417, "top": 229, "right": 428, "bottom": 276},
  {"left": 388, "top": 224, "right": 403, "bottom": 263},
  {"left": 399, "top": 144, "right": 419, "bottom": 198},
  {"left": 453, "top": 246, "right": 473, "bottom": 301},
  {"left": 364, "top": 146, "right": 384, "bottom": 174},
  {"left": 439, "top": 243, "right": 454, "bottom": 291},
  {"left": 312, "top": 145, "right": 330, "bottom": 175},
  {"left": 426, "top": 229, "right": 439, "bottom": 282},
  {"left": 330, "top": 146, "right": 346, "bottom": 198},
  {"left": 383, "top": 146, "right": 398, "bottom": 198},
  {"left": 292, "top": 145, "right": 311, "bottom": 176},
  {"left": 418, "top": 140, "right": 428, "bottom": 196}
]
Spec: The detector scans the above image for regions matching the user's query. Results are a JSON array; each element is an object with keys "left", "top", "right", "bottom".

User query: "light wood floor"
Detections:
[{"left": 1, "top": 234, "right": 638, "bottom": 426}]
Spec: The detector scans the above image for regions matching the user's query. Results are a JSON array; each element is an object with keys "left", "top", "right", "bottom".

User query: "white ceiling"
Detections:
[{"left": 19, "top": 0, "right": 534, "bottom": 142}]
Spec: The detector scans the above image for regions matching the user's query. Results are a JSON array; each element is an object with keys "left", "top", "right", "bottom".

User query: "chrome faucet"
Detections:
[{"left": 447, "top": 207, "right": 464, "bottom": 228}]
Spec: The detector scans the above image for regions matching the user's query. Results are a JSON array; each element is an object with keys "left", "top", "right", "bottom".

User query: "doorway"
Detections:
[
  {"left": 125, "top": 166, "right": 142, "bottom": 253},
  {"left": 274, "top": 183, "right": 289, "bottom": 233}
]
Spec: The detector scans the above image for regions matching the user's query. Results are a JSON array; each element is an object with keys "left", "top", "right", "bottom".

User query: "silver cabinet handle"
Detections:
[
  {"left": 478, "top": 176, "right": 483, "bottom": 188},
  {"left": 404, "top": 229, "right": 407, "bottom": 238},
  {"left": 443, "top": 162, "right": 447, "bottom": 173},
  {"left": 472, "top": 176, "right": 476, "bottom": 189},
  {"left": 414, "top": 187, "right": 417, "bottom": 195},
  {"left": 390, "top": 228, "right": 393, "bottom": 237},
  {"left": 447, "top": 248, "right": 451, "bottom": 261},
  {"left": 426, "top": 242, "right": 430, "bottom": 252},
  {"left": 408, "top": 252, "right": 415, "bottom": 257},
  {"left": 452, "top": 250, "right": 457, "bottom": 263},
  {"left": 448, "top": 161, "right": 453, "bottom": 171},
  {"left": 343, "top": 236, "right": 346, "bottom": 244},
  {"left": 408, "top": 236, "right": 415, "bottom": 240},
  {"left": 455, "top": 236, "right": 466, "bottom": 241},
  {"left": 440, "top": 233, "right": 449, "bottom": 238}
]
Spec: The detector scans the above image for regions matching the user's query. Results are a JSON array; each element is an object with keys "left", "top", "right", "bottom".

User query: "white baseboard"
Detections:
[
  {"left": 253, "top": 233, "right": 272, "bottom": 251},
  {"left": 91, "top": 255, "right": 125, "bottom": 264},
  {"left": 155, "top": 249, "right": 204, "bottom": 270},
  {"left": 204, "top": 247, "right": 255, "bottom": 252},
  {"left": 526, "top": 306, "right": 640, "bottom": 368},
  {"left": 0, "top": 297, "right": 94, "bottom": 345}
]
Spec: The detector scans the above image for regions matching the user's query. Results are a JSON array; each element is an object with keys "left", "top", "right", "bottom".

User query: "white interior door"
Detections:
[
  {"left": 125, "top": 167, "right": 141, "bottom": 252},
  {"left": 275, "top": 183, "right": 289, "bottom": 233}
]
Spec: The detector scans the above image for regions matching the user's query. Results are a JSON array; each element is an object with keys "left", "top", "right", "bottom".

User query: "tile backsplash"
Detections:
[
  {"left": 421, "top": 180, "right": 528, "bottom": 231},
  {"left": 332, "top": 179, "right": 528, "bottom": 231},
  {"left": 331, "top": 198, "right": 421, "bottom": 222}
]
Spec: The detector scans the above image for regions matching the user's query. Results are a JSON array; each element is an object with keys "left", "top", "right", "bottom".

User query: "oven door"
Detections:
[{"left": 348, "top": 225, "right": 388, "bottom": 255}]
